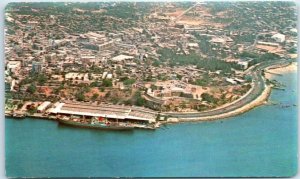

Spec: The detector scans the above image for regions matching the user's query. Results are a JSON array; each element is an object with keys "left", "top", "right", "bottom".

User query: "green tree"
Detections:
[
  {"left": 116, "top": 66, "right": 122, "bottom": 76},
  {"left": 37, "top": 74, "right": 47, "bottom": 85},
  {"left": 134, "top": 91, "right": 146, "bottom": 106},
  {"left": 99, "top": 87, "right": 105, "bottom": 92},
  {"left": 90, "top": 81, "right": 100, "bottom": 87},
  {"left": 123, "top": 78, "right": 136, "bottom": 85},
  {"left": 27, "top": 84, "right": 36, "bottom": 94},
  {"left": 102, "top": 79, "right": 112, "bottom": 87},
  {"left": 91, "top": 93, "right": 99, "bottom": 101},
  {"left": 201, "top": 93, "right": 217, "bottom": 104},
  {"left": 75, "top": 91, "right": 85, "bottom": 101}
]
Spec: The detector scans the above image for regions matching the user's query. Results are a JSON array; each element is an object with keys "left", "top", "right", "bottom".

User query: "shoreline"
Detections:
[
  {"left": 6, "top": 62, "right": 296, "bottom": 129},
  {"left": 265, "top": 62, "right": 297, "bottom": 79},
  {"left": 166, "top": 85, "right": 272, "bottom": 123},
  {"left": 165, "top": 62, "right": 296, "bottom": 123}
]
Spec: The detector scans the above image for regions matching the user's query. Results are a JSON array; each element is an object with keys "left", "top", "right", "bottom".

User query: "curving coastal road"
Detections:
[{"left": 162, "top": 59, "right": 292, "bottom": 119}]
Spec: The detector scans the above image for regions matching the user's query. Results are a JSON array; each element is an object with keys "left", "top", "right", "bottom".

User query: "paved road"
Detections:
[
  {"left": 162, "top": 60, "right": 291, "bottom": 119},
  {"left": 174, "top": 2, "right": 201, "bottom": 22}
]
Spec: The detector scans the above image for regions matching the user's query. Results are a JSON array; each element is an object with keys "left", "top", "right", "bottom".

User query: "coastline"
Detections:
[
  {"left": 166, "top": 62, "right": 296, "bottom": 123},
  {"left": 166, "top": 85, "right": 272, "bottom": 123},
  {"left": 6, "top": 62, "right": 297, "bottom": 128},
  {"left": 265, "top": 62, "right": 297, "bottom": 79}
]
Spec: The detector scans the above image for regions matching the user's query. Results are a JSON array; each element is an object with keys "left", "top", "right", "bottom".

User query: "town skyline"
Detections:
[{"left": 4, "top": 1, "right": 297, "bottom": 129}]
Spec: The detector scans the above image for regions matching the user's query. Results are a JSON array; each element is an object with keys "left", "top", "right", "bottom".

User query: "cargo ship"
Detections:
[{"left": 57, "top": 116, "right": 135, "bottom": 130}]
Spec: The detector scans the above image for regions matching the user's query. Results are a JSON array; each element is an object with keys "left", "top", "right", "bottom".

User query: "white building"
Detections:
[
  {"left": 187, "top": 43, "right": 199, "bottom": 48},
  {"left": 226, "top": 78, "right": 237, "bottom": 85},
  {"left": 102, "top": 72, "right": 108, "bottom": 79},
  {"left": 65, "top": 73, "right": 89, "bottom": 82},
  {"left": 271, "top": 33, "right": 285, "bottom": 43},
  {"left": 106, "top": 74, "right": 113, "bottom": 79},
  {"left": 238, "top": 61, "right": 249, "bottom": 70},
  {"left": 37, "top": 101, "right": 52, "bottom": 113},
  {"left": 111, "top": 55, "right": 134, "bottom": 62},
  {"left": 6, "top": 61, "right": 21, "bottom": 73}
]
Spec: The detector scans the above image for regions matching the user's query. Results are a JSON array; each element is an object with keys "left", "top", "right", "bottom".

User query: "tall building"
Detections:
[{"left": 32, "top": 61, "right": 42, "bottom": 73}]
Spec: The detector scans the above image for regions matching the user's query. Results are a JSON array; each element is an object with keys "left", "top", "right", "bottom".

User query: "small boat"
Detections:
[{"left": 11, "top": 112, "right": 25, "bottom": 119}]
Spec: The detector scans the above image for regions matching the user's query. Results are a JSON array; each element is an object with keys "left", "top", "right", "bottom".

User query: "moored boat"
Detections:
[{"left": 57, "top": 118, "right": 135, "bottom": 130}]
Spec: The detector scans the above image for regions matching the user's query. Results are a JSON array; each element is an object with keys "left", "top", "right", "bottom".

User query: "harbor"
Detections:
[
  {"left": 5, "top": 70, "right": 297, "bottom": 177},
  {"left": 5, "top": 101, "right": 161, "bottom": 130},
  {"left": 5, "top": 61, "right": 296, "bottom": 130}
]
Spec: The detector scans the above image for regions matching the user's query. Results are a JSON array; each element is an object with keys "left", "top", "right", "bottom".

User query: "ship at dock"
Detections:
[
  {"left": 51, "top": 102, "right": 160, "bottom": 130},
  {"left": 57, "top": 116, "right": 136, "bottom": 130},
  {"left": 6, "top": 100, "right": 161, "bottom": 130}
]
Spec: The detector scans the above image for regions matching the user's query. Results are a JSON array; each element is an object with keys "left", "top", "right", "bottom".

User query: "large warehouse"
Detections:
[{"left": 49, "top": 101, "right": 158, "bottom": 123}]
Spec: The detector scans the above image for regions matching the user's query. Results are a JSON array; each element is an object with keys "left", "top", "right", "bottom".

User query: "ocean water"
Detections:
[{"left": 5, "top": 71, "right": 297, "bottom": 177}]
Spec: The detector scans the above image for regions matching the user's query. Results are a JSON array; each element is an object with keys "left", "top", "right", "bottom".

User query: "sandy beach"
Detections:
[{"left": 265, "top": 62, "right": 297, "bottom": 79}]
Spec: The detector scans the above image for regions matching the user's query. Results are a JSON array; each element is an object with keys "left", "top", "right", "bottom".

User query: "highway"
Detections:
[{"left": 162, "top": 60, "right": 292, "bottom": 119}]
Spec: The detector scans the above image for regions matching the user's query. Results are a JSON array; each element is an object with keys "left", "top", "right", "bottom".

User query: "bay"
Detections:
[{"left": 5, "top": 71, "right": 297, "bottom": 177}]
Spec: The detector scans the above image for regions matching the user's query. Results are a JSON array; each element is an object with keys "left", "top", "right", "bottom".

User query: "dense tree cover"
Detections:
[
  {"left": 123, "top": 78, "right": 136, "bottom": 86},
  {"left": 201, "top": 93, "right": 218, "bottom": 104},
  {"left": 245, "top": 75, "right": 252, "bottom": 82},
  {"left": 19, "top": 73, "right": 48, "bottom": 87},
  {"left": 134, "top": 91, "right": 146, "bottom": 106},
  {"left": 288, "top": 48, "right": 297, "bottom": 54},
  {"left": 218, "top": 2, "right": 297, "bottom": 31},
  {"left": 157, "top": 48, "right": 241, "bottom": 73},
  {"left": 249, "top": 53, "right": 280, "bottom": 66},
  {"left": 7, "top": 2, "right": 152, "bottom": 34},
  {"left": 238, "top": 51, "right": 259, "bottom": 59},
  {"left": 234, "top": 34, "right": 256, "bottom": 44},
  {"left": 124, "top": 91, "right": 146, "bottom": 106},
  {"left": 193, "top": 73, "right": 210, "bottom": 86},
  {"left": 152, "top": 59, "right": 162, "bottom": 67},
  {"left": 197, "top": 59, "right": 240, "bottom": 73},
  {"left": 238, "top": 51, "right": 280, "bottom": 66},
  {"left": 89, "top": 65, "right": 103, "bottom": 74},
  {"left": 105, "top": 3, "right": 138, "bottom": 20},
  {"left": 207, "top": 2, "right": 234, "bottom": 15},
  {"left": 157, "top": 48, "right": 174, "bottom": 61},
  {"left": 192, "top": 33, "right": 225, "bottom": 57}
]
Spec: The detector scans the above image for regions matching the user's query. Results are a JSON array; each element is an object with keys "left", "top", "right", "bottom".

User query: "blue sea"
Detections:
[{"left": 5, "top": 71, "right": 298, "bottom": 177}]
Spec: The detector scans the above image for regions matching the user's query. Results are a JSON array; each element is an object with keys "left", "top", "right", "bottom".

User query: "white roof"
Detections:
[
  {"left": 49, "top": 103, "right": 65, "bottom": 113},
  {"left": 290, "top": 28, "right": 297, "bottom": 33},
  {"left": 188, "top": 43, "right": 199, "bottom": 47},
  {"left": 170, "top": 87, "right": 184, "bottom": 92},
  {"left": 38, "top": 101, "right": 51, "bottom": 111},
  {"left": 271, "top": 33, "right": 285, "bottom": 42},
  {"left": 65, "top": 73, "right": 87, "bottom": 79},
  {"left": 106, "top": 74, "right": 113, "bottom": 79},
  {"left": 272, "top": 33, "right": 285, "bottom": 38},
  {"left": 112, "top": 55, "right": 134, "bottom": 61},
  {"left": 7, "top": 61, "right": 21, "bottom": 69},
  {"left": 50, "top": 102, "right": 156, "bottom": 121},
  {"left": 226, "top": 78, "right": 237, "bottom": 84},
  {"left": 210, "top": 37, "right": 226, "bottom": 43}
]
